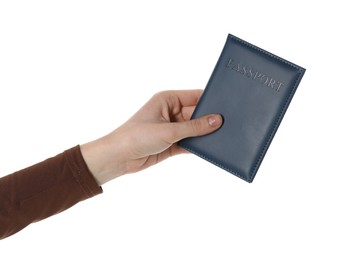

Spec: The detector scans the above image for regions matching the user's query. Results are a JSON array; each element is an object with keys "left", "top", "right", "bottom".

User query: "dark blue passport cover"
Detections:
[{"left": 179, "top": 34, "right": 305, "bottom": 182}]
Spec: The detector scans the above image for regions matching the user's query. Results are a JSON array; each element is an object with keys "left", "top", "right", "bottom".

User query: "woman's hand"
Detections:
[{"left": 80, "top": 90, "right": 223, "bottom": 185}]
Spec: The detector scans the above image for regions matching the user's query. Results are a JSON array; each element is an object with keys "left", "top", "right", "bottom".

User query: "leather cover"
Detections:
[{"left": 179, "top": 34, "right": 305, "bottom": 182}]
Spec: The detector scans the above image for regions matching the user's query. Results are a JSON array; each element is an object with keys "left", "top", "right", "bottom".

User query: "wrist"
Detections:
[{"left": 80, "top": 133, "right": 127, "bottom": 186}]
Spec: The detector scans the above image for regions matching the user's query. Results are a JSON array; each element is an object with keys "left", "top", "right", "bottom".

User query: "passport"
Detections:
[{"left": 178, "top": 34, "right": 306, "bottom": 182}]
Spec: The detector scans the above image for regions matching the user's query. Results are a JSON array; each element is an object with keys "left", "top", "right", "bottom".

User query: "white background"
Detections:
[{"left": 0, "top": 1, "right": 339, "bottom": 259}]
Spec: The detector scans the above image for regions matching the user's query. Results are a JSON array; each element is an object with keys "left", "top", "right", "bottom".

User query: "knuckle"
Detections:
[{"left": 151, "top": 90, "right": 171, "bottom": 100}]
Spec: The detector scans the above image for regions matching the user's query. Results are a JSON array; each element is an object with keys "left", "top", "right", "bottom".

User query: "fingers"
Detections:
[
  {"left": 181, "top": 106, "right": 196, "bottom": 121},
  {"left": 171, "top": 89, "right": 203, "bottom": 107},
  {"left": 154, "top": 89, "right": 203, "bottom": 108},
  {"left": 168, "top": 114, "right": 223, "bottom": 143}
]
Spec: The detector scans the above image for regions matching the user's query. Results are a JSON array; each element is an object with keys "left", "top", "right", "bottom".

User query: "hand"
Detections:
[{"left": 80, "top": 90, "right": 223, "bottom": 185}]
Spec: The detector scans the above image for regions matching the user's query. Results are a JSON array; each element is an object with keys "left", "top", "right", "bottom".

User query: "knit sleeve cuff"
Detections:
[{"left": 64, "top": 145, "right": 103, "bottom": 198}]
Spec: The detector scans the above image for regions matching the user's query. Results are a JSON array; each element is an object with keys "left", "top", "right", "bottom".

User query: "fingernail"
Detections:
[{"left": 208, "top": 115, "right": 222, "bottom": 127}]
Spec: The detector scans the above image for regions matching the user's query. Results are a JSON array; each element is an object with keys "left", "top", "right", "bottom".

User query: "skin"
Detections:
[{"left": 80, "top": 89, "right": 223, "bottom": 185}]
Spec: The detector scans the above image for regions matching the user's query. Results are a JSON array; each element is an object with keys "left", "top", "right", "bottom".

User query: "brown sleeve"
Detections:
[{"left": 0, "top": 145, "right": 103, "bottom": 239}]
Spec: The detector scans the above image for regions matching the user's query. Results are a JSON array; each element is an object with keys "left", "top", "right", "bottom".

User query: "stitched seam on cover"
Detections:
[{"left": 230, "top": 35, "right": 304, "bottom": 71}]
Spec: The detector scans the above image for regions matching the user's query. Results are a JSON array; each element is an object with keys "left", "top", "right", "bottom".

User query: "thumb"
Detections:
[{"left": 170, "top": 114, "right": 223, "bottom": 142}]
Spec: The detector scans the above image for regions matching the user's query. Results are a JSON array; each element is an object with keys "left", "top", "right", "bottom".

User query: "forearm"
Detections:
[{"left": 0, "top": 145, "right": 102, "bottom": 239}]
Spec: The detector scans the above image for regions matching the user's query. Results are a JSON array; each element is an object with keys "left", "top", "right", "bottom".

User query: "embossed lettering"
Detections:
[
  {"left": 225, "top": 58, "right": 284, "bottom": 92},
  {"left": 267, "top": 78, "right": 276, "bottom": 89}
]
